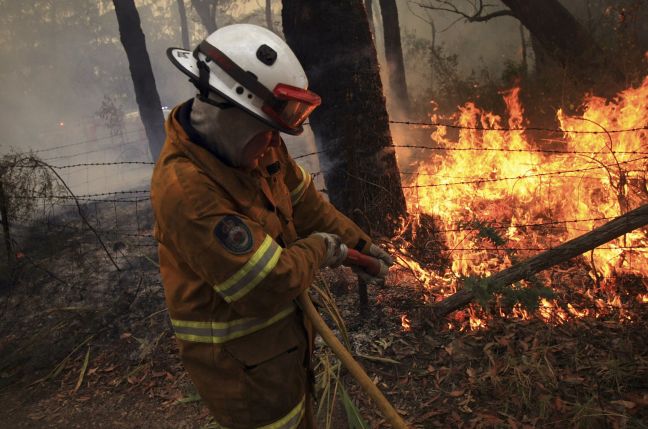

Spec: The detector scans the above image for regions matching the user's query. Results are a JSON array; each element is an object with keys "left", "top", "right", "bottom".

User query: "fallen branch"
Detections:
[{"left": 430, "top": 203, "right": 648, "bottom": 318}]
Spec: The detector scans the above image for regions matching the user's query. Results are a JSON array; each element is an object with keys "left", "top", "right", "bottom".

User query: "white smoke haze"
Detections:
[{"left": 1, "top": 0, "right": 644, "bottom": 200}]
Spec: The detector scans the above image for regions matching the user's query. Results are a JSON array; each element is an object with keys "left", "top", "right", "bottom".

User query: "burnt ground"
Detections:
[{"left": 0, "top": 205, "right": 647, "bottom": 428}]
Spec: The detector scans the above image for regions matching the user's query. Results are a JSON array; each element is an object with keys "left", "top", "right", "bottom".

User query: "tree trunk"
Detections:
[
  {"left": 191, "top": 0, "right": 217, "bottom": 34},
  {"left": 177, "top": 0, "right": 190, "bottom": 49},
  {"left": 0, "top": 178, "right": 13, "bottom": 270},
  {"left": 431, "top": 203, "right": 648, "bottom": 318},
  {"left": 265, "top": 0, "right": 274, "bottom": 32},
  {"left": 379, "top": 0, "right": 409, "bottom": 115},
  {"left": 519, "top": 23, "right": 527, "bottom": 77},
  {"left": 113, "top": 0, "right": 165, "bottom": 162},
  {"left": 365, "top": 0, "right": 375, "bottom": 36},
  {"left": 282, "top": 0, "right": 407, "bottom": 236},
  {"left": 500, "top": 0, "right": 625, "bottom": 91}
]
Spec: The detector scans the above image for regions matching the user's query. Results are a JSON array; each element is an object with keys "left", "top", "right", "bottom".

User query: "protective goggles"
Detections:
[{"left": 195, "top": 41, "right": 321, "bottom": 132}]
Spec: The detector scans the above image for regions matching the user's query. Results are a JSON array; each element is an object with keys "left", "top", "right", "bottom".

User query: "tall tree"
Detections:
[
  {"left": 191, "top": 0, "right": 218, "bottom": 33},
  {"left": 283, "top": 0, "right": 407, "bottom": 236},
  {"left": 113, "top": 0, "right": 165, "bottom": 162},
  {"left": 265, "top": 0, "right": 274, "bottom": 32},
  {"left": 379, "top": 0, "right": 410, "bottom": 114},
  {"left": 177, "top": 0, "right": 190, "bottom": 49},
  {"left": 365, "top": 0, "right": 375, "bottom": 36}
]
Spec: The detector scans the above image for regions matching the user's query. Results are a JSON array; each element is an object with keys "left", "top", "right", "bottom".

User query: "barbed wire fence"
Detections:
[{"left": 0, "top": 120, "right": 646, "bottom": 315}]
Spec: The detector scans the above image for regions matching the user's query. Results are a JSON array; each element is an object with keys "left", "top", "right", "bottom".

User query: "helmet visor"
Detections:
[{"left": 262, "top": 84, "right": 321, "bottom": 132}]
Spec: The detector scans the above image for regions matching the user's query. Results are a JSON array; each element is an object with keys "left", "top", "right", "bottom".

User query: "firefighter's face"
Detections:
[{"left": 241, "top": 130, "right": 281, "bottom": 169}]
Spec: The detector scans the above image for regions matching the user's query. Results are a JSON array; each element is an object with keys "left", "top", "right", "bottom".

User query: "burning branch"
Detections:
[{"left": 430, "top": 203, "right": 648, "bottom": 319}]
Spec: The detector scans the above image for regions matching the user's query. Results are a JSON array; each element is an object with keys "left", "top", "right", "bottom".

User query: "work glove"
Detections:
[
  {"left": 352, "top": 263, "right": 388, "bottom": 285},
  {"left": 353, "top": 243, "right": 393, "bottom": 285},
  {"left": 367, "top": 243, "right": 394, "bottom": 267},
  {"left": 312, "top": 232, "right": 348, "bottom": 268}
]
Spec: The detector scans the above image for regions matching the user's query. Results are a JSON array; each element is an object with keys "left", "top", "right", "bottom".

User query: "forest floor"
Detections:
[{"left": 0, "top": 207, "right": 647, "bottom": 428}]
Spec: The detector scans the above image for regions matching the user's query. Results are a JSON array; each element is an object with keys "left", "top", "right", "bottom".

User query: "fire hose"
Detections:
[{"left": 298, "top": 249, "right": 409, "bottom": 429}]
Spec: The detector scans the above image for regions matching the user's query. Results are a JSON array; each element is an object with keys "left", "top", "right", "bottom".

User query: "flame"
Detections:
[
  {"left": 398, "top": 77, "right": 648, "bottom": 329},
  {"left": 400, "top": 314, "right": 412, "bottom": 332}
]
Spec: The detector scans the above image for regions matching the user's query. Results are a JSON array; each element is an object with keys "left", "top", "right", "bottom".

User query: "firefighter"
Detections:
[{"left": 151, "top": 24, "right": 393, "bottom": 429}]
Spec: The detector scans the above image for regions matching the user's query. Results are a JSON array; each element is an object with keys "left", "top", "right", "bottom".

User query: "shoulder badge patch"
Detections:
[{"left": 214, "top": 215, "right": 253, "bottom": 254}]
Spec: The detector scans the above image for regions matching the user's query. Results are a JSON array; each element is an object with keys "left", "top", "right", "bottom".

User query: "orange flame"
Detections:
[
  {"left": 397, "top": 77, "right": 648, "bottom": 329},
  {"left": 401, "top": 314, "right": 412, "bottom": 332}
]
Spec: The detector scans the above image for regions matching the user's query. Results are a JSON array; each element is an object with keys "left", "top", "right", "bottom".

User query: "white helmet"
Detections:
[{"left": 167, "top": 24, "right": 320, "bottom": 135}]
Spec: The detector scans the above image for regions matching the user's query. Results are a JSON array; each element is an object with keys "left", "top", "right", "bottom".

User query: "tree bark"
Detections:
[
  {"left": 113, "top": 0, "right": 165, "bottom": 162},
  {"left": 191, "top": 0, "right": 217, "bottom": 34},
  {"left": 519, "top": 23, "right": 527, "bottom": 77},
  {"left": 500, "top": 0, "right": 625, "bottom": 90},
  {"left": 431, "top": 204, "right": 648, "bottom": 318},
  {"left": 177, "top": 0, "right": 190, "bottom": 49},
  {"left": 379, "top": 0, "right": 409, "bottom": 114},
  {"left": 0, "top": 178, "right": 13, "bottom": 270},
  {"left": 282, "top": 0, "right": 407, "bottom": 236},
  {"left": 365, "top": 0, "right": 375, "bottom": 36},
  {"left": 265, "top": 0, "right": 274, "bottom": 32}
]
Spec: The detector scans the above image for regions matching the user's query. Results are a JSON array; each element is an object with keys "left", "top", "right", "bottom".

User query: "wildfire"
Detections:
[{"left": 398, "top": 77, "right": 648, "bottom": 329}]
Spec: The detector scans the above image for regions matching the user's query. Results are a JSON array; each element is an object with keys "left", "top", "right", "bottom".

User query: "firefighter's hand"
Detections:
[
  {"left": 352, "top": 261, "right": 389, "bottom": 286},
  {"left": 312, "top": 232, "right": 348, "bottom": 268},
  {"left": 367, "top": 243, "right": 394, "bottom": 267}
]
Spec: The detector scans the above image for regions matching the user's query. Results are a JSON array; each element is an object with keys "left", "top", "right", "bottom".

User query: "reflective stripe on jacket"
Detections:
[{"left": 151, "top": 100, "right": 371, "bottom": 429}]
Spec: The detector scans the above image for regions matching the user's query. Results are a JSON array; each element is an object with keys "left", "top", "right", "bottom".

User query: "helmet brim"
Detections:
[{"left": 166, "top": 47, "right": 303, "bottom": 136}]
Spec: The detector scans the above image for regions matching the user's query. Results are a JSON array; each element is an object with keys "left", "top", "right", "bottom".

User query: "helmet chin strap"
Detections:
[
  {"left": 191, "top": 94, "right": 273, "bottom": 168},
  {"left": 194, "top": 55, "right": 235, "bottom": 109}
]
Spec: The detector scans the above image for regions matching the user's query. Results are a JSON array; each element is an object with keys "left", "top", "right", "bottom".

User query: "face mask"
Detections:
[{"left": 190, "top": 94, "right": 273, "bottom": 167}]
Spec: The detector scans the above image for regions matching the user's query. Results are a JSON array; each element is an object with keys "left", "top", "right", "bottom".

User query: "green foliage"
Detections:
[
  {"left": 501, "top": 283, "right": 555, "bottom": 312},
  {"left": 338, "top": 382, "right": 370, "bottom": 429},
  {"left": 460, "top": 217, "right": 554, "bottom": 313},
  {"left": 458, "top": 218, "right": 507, "bottom": 247},
  {"left": 464, "top": 275, "right": 555, "bottom": 313}
]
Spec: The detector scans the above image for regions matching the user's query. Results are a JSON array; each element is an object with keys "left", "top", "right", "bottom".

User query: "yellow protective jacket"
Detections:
[{"left": 151, "top": 100, "right": 372, "bottom": 429}]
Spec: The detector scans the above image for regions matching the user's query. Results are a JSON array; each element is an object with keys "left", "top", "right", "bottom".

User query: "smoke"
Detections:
[{"left": 0, "top": 1, "right": 198, "bottom": 197}]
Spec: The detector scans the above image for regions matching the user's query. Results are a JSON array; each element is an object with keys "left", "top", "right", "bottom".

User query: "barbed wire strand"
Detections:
[
  {"left": 393, "top": 144, "right": 648, "bottom": 156},
  {"left": 28, "top": 128, "right": 145, "bottom": 154},
  {"left": 387, "top": 119, "right": 648, "bottom": 134},
  {"left": 401, "top": 156, "right": 648, "bottom": 189}
]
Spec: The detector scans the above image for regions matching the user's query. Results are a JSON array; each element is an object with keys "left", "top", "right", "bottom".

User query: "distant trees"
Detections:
[
  {"left": 500, "top": 0, "right": 624, "bottom": 90},
  {"left": 191, "top": 0, "right": 218, "bottom": 33},
  {"left": 415, "top": 0, "right": 628, "bottom": 91},
  {"left": 379, "top": 0, "right": 410, "bottom": 115},
  {"left": 283, "top": 0, "right": 407, "bottom": 235},
  {"left": 265, "top": 0, "right": 275, "bottom": 32},
  {"left": 112, "top": 0, "right": 165, "bottom": 162},
  {"left": 177, "top": 0, "right": 190, "bottom": 49}
]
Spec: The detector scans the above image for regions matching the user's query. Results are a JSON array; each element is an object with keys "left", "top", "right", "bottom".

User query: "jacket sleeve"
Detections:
[
  {"left": 279, "top": 143, "right": 372, "bottom": 253},
  {"left": 153, "top": 159, "right": 327, "bottom": 318}
]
